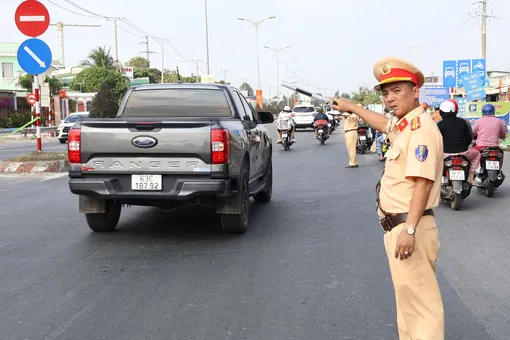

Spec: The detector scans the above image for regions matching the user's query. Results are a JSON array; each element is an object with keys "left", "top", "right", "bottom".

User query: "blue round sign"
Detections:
[{"left": 17, "top": 38, "right": 52, "bottom": 75}]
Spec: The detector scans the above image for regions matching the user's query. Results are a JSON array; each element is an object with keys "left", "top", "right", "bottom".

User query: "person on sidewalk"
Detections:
[
  {"left": 330, "top": 56, "right": 445, "bottom": 340},
  {"left": 437, "top": 100, "right": 481, "bottom": 186}
]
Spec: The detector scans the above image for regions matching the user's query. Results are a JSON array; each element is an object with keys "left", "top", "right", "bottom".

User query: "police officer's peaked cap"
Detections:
[{"left": 373, "top": 57, "right": 425, "bottom": 91}]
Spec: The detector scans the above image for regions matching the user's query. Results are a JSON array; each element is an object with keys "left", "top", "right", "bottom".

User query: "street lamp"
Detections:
[
  {"left": 279, "top": 59, "right": 299, "bottom": 71},
  {"left": 264, "top": 45, "right": 291, "bottom": 99},
  {"left": 237, "top": 16, "right": 276, "bottom": 90}
]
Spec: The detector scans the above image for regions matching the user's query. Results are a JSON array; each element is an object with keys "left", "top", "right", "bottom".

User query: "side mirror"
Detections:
[{"left": 258, "top": 111, "right": 274, "bottom": 124}]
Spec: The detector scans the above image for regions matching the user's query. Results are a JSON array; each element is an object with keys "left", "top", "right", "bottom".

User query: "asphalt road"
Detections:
[
  {"left": 1, "top": 125, "right": 509, "bottom": 340},
  {"left": 0, "top": 137, "right": 67, "bottom": 160}
]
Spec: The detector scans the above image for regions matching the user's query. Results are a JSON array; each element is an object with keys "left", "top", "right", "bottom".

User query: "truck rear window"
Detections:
[
  {"left": 293, "top": 107, "right": 314, "bottom": 113},
  {"left": 122, "top": 89, "right": 232, "bottom": 117}
]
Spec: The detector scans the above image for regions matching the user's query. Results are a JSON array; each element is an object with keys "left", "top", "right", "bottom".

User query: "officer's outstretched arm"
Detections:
[{"left": 346, "top": 106, "right": 389, "bottom": 133}]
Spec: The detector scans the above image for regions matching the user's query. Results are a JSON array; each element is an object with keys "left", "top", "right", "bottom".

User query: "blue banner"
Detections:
[
  {"left": 419, "top": 86, "right": 449, "bottom": 106},
  {"left": 461, "top": 73, "right": 486, "bottom": 101},
  {"left": 442, "top": 60, "right": 457, "bottom": 88}
]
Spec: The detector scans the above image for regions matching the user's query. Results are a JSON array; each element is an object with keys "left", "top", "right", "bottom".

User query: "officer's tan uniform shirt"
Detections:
[
  {"left": 343, "top": 114, "right": 359, "bottom": 131},
  {"left": 378, "top": 107, "right": 443, "bottom": 216}
]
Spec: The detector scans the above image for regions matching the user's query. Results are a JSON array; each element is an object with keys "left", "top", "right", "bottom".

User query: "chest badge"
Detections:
[{"left": 415, "top": 145, "right": 429, "bottom": 162}]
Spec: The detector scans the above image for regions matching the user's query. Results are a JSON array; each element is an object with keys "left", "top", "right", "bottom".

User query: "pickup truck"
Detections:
[{"left": 67, "top": 83, "right": 275, "bottom": 233}]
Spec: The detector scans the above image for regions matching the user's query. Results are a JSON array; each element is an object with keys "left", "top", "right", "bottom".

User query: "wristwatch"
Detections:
[{"left": 405, "top": 226, "right": 416, "bottom": 235}]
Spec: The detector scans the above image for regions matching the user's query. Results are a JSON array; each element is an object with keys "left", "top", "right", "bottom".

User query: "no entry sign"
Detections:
[
  {"left": 26, "top": 93, "right": 36, "bottom": 105},
  {"left": 15, "top": 0, "right": 50, "bottom": 37}
]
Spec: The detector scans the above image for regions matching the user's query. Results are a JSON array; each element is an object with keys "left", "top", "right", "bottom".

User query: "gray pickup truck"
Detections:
[{"left": 67, "top": 83, "right": 274, "bottom": 233}]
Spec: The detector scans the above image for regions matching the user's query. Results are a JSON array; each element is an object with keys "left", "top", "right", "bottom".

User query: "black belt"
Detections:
[
  {"left": 378, "top": 209, "right": 434, "bottom": 233},
  {"left": 345, "top": 129, "right": 357, "bottom": 133}
]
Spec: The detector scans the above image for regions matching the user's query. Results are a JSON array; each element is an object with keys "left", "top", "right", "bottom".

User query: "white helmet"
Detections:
[{"left": 283, "top": 105, "right": 291, "bottom": 112}]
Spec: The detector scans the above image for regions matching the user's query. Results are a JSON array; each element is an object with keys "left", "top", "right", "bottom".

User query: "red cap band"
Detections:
[{"left": 379, "top": 68, "right": 419, "bottom": 86}]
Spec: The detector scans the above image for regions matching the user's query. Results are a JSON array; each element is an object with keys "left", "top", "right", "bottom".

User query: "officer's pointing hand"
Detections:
[
  {"left": 330, "top": 97, "right": 354, "bottom": 113},
  {"left": 395, "top": 229, "right": 415, "bottom": 261}
]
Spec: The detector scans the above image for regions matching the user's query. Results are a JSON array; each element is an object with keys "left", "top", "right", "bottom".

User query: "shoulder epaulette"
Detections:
[{"left": 410, "top": 116, "right": 421, "bottom": 131}]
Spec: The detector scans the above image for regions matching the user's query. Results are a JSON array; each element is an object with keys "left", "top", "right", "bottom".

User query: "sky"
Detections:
[{"left": 2, "top": 0, "right": 510, "bottom": 97}]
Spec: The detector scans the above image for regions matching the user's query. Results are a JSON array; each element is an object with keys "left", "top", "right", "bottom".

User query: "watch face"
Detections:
[{"left": 406, "top": 227, "right": 415, "bottom": 235}]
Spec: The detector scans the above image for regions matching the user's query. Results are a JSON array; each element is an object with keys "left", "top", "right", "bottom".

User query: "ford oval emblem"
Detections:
[{"left": 132, "top": 136, "right": 158, "bottom": 148}]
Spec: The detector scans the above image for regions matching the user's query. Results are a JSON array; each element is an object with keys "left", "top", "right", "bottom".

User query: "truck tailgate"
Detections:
[{"left": 80, "top": 119, "right": 213, "bottom": 174}]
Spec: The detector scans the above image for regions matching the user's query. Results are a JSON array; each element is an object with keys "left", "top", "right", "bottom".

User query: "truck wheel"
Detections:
[
  {"left": 85, "top": 201, "right": 122, "bottom": 232},
  {"left": 59, "top": 139, "right": 66, "bottom": 144},
  {"left": 254, "top": 158, "right": 272, "bottom": 202},
  {"left": 220, "top": 169, "right": 249, "bottom": 233}
]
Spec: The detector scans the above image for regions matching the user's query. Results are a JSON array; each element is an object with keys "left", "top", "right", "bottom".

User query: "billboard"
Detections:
[
  {"left": 419, "top": 86, "right": 449, "bottom": 106},
  {"left": 464, "top": 101, "right": 509, "bottom": 128}
]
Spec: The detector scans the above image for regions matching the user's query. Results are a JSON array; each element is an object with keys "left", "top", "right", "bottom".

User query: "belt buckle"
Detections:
[{"left": 378, "top": 217, "right": 386, "bottom": 233}]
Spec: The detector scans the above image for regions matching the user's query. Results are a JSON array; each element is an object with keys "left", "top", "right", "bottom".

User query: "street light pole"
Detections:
[
  {"left": 264, "top": 45, "right": 291, "bottom": 99},
  {"left": 237, "top": 16, "right": 276, "bottom": 90},
  {"left": 204, "top": 0, "right": 210, "bottom": 74}
]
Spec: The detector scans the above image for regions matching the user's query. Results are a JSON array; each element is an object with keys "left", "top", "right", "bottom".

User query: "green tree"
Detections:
[
  {"left": 17, "top": 74, "right": 62, "bottom": 93},
  {"left": 89, "top": 82, "right": 120, "bottom": 118},
  {"left": 340, "top": 92, "right": 351, "bottom": 99},
  {"left": 81, "top": 46, "right": 115, "bottom": 69},
  {"left": 126, "top": 56, "right": 150, "bottom": 69},
  {"left": 351, "top": 86, "right": 381, "bottom": 106},
  {"left": 70, "top": 66, "right": 129, "bottom": 98},
  {"left": 240, "top": 82, "right": 254, "bottom": 96}
]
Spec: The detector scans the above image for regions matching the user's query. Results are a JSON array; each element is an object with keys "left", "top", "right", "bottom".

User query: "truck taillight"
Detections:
[
  {"left": 211, "top": 129, "right": 230, "bottom": 164},
  {"left": 68, "top": 128, "right": 81, "bottom": 164}
]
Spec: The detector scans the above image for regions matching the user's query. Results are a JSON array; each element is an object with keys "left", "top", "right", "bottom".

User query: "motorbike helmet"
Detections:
[
  {"left": 482, "top": 103, "right": 495, "bottom": 116},
  {"left": 439, "top": 100, "right": 458, "bottom": 117},
  {"left": 433, "top": 104, "right": 440, "bottom": 111},
  {"left": 283, "top": 105, "right": 291, "bottom": 112}
]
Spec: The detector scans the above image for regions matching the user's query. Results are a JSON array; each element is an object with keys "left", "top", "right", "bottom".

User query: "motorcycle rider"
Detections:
[
  {"left": 313, "top": 107, "right": 330, "bottom": 138},
  {"left": 437, "top": 100, "right": 481, "bottom": 186},
  {"left": 276, "top": 105, "right": 296, "bottom": 144},
  {"left": 472, "top": 103, "right": 507, "bottom": 157}
]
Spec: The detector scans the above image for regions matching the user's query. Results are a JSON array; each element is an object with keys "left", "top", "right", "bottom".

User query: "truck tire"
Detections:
[
  {"left": 254, "top": 158, "right": 272, "bottom": 202},
  {"left": 59, "top": 138, "right": 66, "bottom": 144},
  {"left": 85, "top": 201, "right": 122, "bottom": 232},
  {"left": 220, "top": 169, "right": 249, "bottom": 233}
]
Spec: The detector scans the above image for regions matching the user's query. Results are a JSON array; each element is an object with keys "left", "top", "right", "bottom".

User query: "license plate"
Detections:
[
  {"left": 360, "top": 135, "right": 366, "bottom": 140},
  {"left": 131, "top": 174, "right": 162, "bottom": 190},
  {"left": 449, "top": 170, "right": 465, "bottom": 180},
  {"left": 319, "top": 129, "right": 324, "bottom": 133},
  {"left": 486, "top": 160, "right": 500, "bottom": 170},
  {"left": 442, "top": 176, "right": 448, "bottom": 184},
  {"left": 282, "top": 133, "right": 287, "bottom": 138}
]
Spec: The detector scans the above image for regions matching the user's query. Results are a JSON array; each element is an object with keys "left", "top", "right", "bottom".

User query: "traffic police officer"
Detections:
[
  {"left": 330, "top": 57, "right": 445, "bottom": 339},
  {"left": 339, "top": 104, "right": 361, "bottom": 168}
]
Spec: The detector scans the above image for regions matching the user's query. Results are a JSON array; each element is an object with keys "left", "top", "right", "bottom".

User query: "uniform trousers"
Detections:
[
  {"left": 383, "top": 215, "right": 445, "bottom": 340},
  {"left": 344, "top": 131, "right": 358, "bottom": 166}
]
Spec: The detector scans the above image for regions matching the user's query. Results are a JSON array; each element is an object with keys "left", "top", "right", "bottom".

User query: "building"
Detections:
[{"left": 0, "top": 42, "right": 25, "bottom": 114}]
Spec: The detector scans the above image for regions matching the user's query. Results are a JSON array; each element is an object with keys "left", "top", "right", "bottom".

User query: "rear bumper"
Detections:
[{"left": 69, "top": 176, "right": 233, "bottom": 201}]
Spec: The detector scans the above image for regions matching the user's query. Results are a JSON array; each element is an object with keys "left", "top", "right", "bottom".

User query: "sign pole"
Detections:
[{"left": 34, "top": 74, "right": 42, "bottom": 151}]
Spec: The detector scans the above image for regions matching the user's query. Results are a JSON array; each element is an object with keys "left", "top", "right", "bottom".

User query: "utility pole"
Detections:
[
  {"left": 49, "top": 22, "right": 101, "bottom": 68},
  {"left": 481, "top": 0, "right": 487, "bottom": 59},
  {"left": 106, "top": 18, "right": 122, "bottom": 64},
  {"left": 192, "top": 59, "right": 202, "bottom": 82},
  {"left": 410, "top": 45, "right": 425, "bottom": 68},
  {"left": 204, "top": 0, "right": 211, "bottom": 75},
  {"left": 220, "top": 68, "right": 229, "bottom": 83},
  {"left": 160, "top": 39, "right": 165, "bottom": 83},
  {"left": 138, "top": 36, "right": 157, "bottom": 64}
]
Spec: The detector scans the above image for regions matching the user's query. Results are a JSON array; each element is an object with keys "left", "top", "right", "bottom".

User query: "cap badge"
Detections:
[{"left": 381, "top": 64, "right": 391, "bottom": 75}]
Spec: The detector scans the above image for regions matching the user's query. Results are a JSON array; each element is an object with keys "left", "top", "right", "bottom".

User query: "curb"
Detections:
[{"left": 0, "top": 160, "right": 68, "bottom": 173}]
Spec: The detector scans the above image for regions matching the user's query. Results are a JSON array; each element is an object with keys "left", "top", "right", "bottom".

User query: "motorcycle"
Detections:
[
  {"left": 276, "top": 118, "right": 295, "bottom": 151},
  {"left": 314, "top": 119, "right": 330, "bottom": 145},
  {"left": 441, "top": 154, "right": 472, "bottom": 210},
  {"left": 475, "top": 146, "right": 505, "bottom": 197},
  {"left": 356, "top": 126, "right": 369, "bottom": 154}
]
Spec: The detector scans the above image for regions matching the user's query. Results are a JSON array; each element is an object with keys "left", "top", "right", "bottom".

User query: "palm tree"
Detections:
[{"left": 81, "top": 46, "right": 116, "bottom": 69}]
